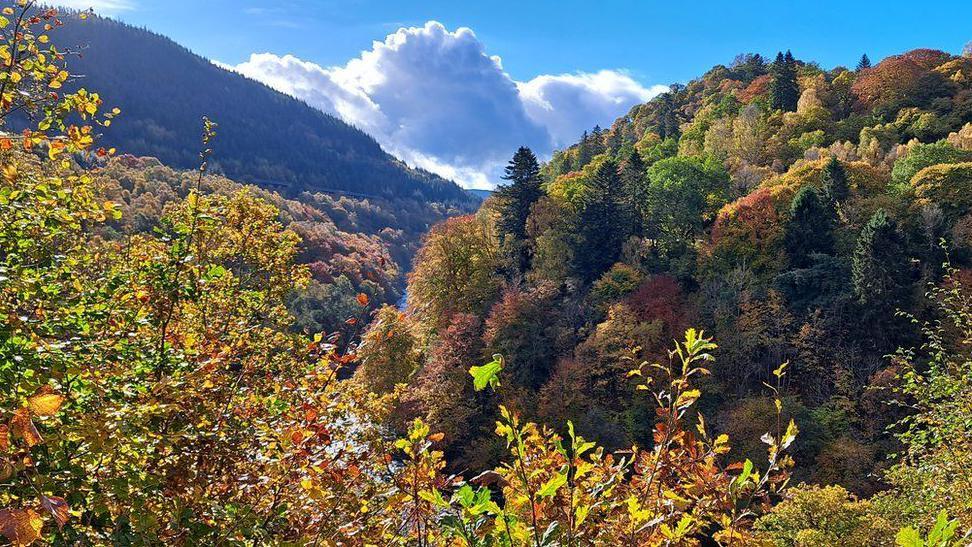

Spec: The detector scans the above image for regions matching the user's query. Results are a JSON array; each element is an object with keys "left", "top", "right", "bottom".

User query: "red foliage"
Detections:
[
  {"left": 625, "top": 276, "right": 690, "bottom": 338},
  {"left": 711, "top": 187, "right": 780, "bottom": 246},
  {"left": 737, "top": 74, "right": 772, "bottom": 104},
  {"left": 852, "top": 49, "right": 953, "bottom": 111}
]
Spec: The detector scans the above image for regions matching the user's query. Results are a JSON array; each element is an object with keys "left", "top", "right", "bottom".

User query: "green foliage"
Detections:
[
  {"left": 852, "top": 209, "right": 912, "bottom": 307},
  {"left": 785, "top": 186, "right": 836, "bottom": 268},
  {"left": 891, "top": 142, "right": 972, "bottom": 191},
  {"left": 771, "top": 51, "right": 800, "bottom": 112},
  {"left": 755, "top": 484, "right": 895, "bottom": 546}
]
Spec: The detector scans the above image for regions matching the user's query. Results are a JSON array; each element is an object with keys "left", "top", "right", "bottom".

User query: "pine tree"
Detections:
[
  {"left": 856, "top": 53, "right": 871, "bottom": 71},
  {"left": 572, "top": 158, "right": 630, "bottom": 280},
  {"left": 771, "top": 50, "right": 800, "bottom": 112},
  {"left": 821, "top": 156, "right": 849, "bottom": 206},
  {"left": 618, "top": 148, "right": 646, "bottom": 230},
  {"left": 575, "top": 130, "right": 593, "bottom": 169},
  {"left": 496, "top": 147, "right": 543, "bottom": 243},
  {"left": 784, "top": 186, "right": 836, "bottom": 268},
  {"left": 852, "top": 209, "right": 911, "bottom": 307}
]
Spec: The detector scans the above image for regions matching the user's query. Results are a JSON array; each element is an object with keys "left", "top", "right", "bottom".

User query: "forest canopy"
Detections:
[{"left": 1, "top": 2, "right": 972, "bottom": 545}]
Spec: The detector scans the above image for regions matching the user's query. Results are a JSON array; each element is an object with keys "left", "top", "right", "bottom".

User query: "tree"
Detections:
[
  {"left": 495, "top": 147, "right": 544, "bottom": 271},
  {"left": 571, "top": 158, "right": 632, "bottom": 280},
  {"left": 852, "top": 210, "right": 911, "bottom": 308},
  {"left": 821, "top": 156, "right": 850, "bottom": 206},
  {"left": 785, "top": 186, "right": 836, "bottom": 268},
  {"left": 643, "top": 156, "right": 729, "bottom": 258},
  {"left": 618, "top": 148, "right": 646, "bottom": 231},
  {"left": 771, "top": 50, "right": 800, "bottom": 112},
  {"left": 856, "top": 54, "right": 872, "bottom": 71}
]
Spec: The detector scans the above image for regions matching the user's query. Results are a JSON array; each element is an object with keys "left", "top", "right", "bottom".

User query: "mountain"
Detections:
[{"left": 50, "top": 14, "right": 475, "bottom": 206}]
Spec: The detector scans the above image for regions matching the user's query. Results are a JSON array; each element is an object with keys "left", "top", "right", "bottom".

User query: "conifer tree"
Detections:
[
  {"left": 572, "top": 158, "right": 630, "bottom": 280},
  {"left": 576, "top": 130, "right": 593, "bottom": 169},
  {"left": 618, "top": 148, "right": 647, "bottom": 230},
  {"left": 785, "top": 186, "right": 835, "bottom": 268},
  {"left": 852, "top": 209, "right": 911, "bottom": 307},
  {"left": 856, "top": 53, "right": 871, "bottom": 71},
  {"left": 821, "top": 156, "right": 849, "bottom": 206},
  {"left": 771, "top": 50, "right": 800, "bottom": 112},
  {"left": 496, "top": 146, "right": 543, "bottom": 244}
]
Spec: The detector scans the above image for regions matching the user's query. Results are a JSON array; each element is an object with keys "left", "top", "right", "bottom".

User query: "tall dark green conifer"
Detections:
[
  {"left": 618, "top": 148, "right": 647, "bottom": 230},
  {"left": 770, "top": 50, "right": 800, "bottom": 112},
  {"left": 821, "top": 156, "right": 849, "bottom": 207},
  {"left": 572, "top": 158, "right": 630, "bottom": 280},
  {"left": 575, "top": 130, "right": 593, "bottom": 169},
  {"left": 785, "top": 186, "right": 836, "bottom": 268},
  {"left": 856, "top": 54, "right": 871, "bottom": 71},
  {"left": 852, "top": 209, "right": 911, "bottom": 306},
  {"left": 496, "top": 146, "right": 543, "bottom": 243}
]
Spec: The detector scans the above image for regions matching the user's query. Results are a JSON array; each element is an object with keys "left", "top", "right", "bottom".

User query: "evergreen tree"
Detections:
[
  {"left": 770, "top": 50, "right": 800, "bottom": 112},
  {"left": 852, "top": 209, "right": 911, "bottom": 307},
  {"left": 856, "top": 54, "right": 871, "bottom": 71},
  {"left": 572, "top": 158, "right": 630, "bottom": 280},
  {"left": 618, "top": 148, "right": 647, "bottom": 230},
  {"left": 821, "top": 156, "right": 849, "bottom": 206},
  {"left": 496, "top": 146, "right": 543, "bottom": 244},
  {"left": 575, "top": 130, "right": 593, "bottom": 169},
  {"left": 658, "top": 88, "right": 681, "bottom": 140},
  {"left": 784, "top": 186, "right": 835, "bottom": 268}
]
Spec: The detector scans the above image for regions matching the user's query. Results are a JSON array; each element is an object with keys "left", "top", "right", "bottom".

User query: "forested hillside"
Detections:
[
  {"left": 46, "top": 12, "right": 476, "bottom": 205},
  {"left": 2, "top": 2, "right": 971, "bottom": 545}
]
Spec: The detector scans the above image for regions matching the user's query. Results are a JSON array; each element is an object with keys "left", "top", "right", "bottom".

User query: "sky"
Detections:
[{"left": 54, "top": 0, "right": 972, "bottom": 188}]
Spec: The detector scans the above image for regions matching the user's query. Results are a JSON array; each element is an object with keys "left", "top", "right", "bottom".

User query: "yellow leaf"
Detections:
[
  {"left": 27, "top": 389, "right": 64, "bottom": 417},
  {"left": 37, "top": 35, "right": 48, "bottom": 44}
]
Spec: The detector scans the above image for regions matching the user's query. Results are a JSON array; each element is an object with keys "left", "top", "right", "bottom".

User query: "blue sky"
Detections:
[{"left": 55, "top": 0, "right": 972, "bottom": 187}]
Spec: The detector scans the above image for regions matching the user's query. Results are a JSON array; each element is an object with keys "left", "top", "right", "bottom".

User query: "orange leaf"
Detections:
[
  {"left": 39, "top": 497, "right": 68, "bottom": 529},
  {"left": 27, "top": 387, "right": 64, "bottom": 417},
  {"left": 428, "top": 432, "right": 445, "bottom": 443},
  {"left": 0, "top": 508, "right": 44, "bottom": 546},
  {"left": 0, "top": 425, "right": 9, "bottom": 452},
  {"left": 356, "top": 293, "right": 369, "bottom": 306},
  {"left": 10, "top": 410, "right": 41, "bottom": 448}
]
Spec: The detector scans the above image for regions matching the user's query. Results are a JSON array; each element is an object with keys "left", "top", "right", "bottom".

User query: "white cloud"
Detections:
[
  {"left": 519, "top": 72, "right": 668, "bottom": 148},
  {"left": 229, "top": 21, "right": 664, "bottom": 189},
  {"left": 54, "top": 0, "right": 135, "bottom": 13}
]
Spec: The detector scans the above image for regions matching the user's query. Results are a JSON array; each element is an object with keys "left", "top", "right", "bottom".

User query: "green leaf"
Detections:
[
  {"left": 469, "top": 354, "right": 503, "bottom": 391},
  {"left": 895, "top": 527, "right": 923, "bottom": 547},
  {"left": 537, "top": 472, "right": 567, "bottom": 498}
]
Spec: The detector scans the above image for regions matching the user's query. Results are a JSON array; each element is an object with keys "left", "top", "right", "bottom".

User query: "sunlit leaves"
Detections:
[
  {"left": 0, "top": 508, "right": 43, "bottom": 546},
  {"left": 469, "top": 354, "right": 503, "bottom": 391}
]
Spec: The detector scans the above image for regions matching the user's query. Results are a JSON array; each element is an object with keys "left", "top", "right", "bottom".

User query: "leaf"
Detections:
[
  {"left": 40, "top": 497, "right": 68, "bottom": 529},
  {"left": 894, "top": 527, "right": 923, "bottom": 547},
  {"left": 537, "top": 473, "right": 567, "bottom": 498},
  {"left": 675, "top": 389, "right": 701, "bottom": 408},
  {"left": 9, "top": 410, "right": 41, "bottom": 447},
  {"left": 356, "top": 293, "right": 369, "bottom": 306},
  {"left": 0, "top": 508, "right": 44, "bottom": 546},
  {"left": 27, "top": 388, "right": 64, "bottom": 417},
  {"left": 469, "top": 354, "right": 503, "bottom": 392}
]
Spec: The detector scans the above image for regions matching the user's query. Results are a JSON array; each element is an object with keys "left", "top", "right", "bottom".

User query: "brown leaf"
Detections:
[
  {"left": 40, "top": 497, "right": 68, "bottom": 529},
  {"left": 470, "top": 470, "right": 509, "bottom": 488},
  {"left": 0, "top": 508, "right": 44, "bottom": 545},
  {"left": 9, "top": 410, "right": 41, "bottom": 448},
  {"left": 27, "top": 387, "right": 64, "bottom": 417},
  {"left": 0, "top": 425, "right": 9, "bottom": 452}
]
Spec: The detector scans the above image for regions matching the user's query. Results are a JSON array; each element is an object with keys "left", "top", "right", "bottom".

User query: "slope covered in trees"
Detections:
[
  {"left": 3, "top": 2, "right": 972, "bottom": 544},
  {"left": 43, "top": 12, "right": 476, "bottom": 206},
  {"left": 354, "top": 45, "right": 972, "bottom": 543}
]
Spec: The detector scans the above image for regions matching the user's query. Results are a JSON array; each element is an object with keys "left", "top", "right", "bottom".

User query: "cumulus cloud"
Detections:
[{"left": 229, "top": 21, "right": 665, "bottom": 188}]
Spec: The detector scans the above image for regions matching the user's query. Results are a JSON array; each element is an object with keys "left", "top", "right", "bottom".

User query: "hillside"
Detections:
[
  {"left": 49, "top": 13, "right": 476, "bottom": 206},
  {"left": 3, "top": 3, "right": 972, "bottom": 544}
]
